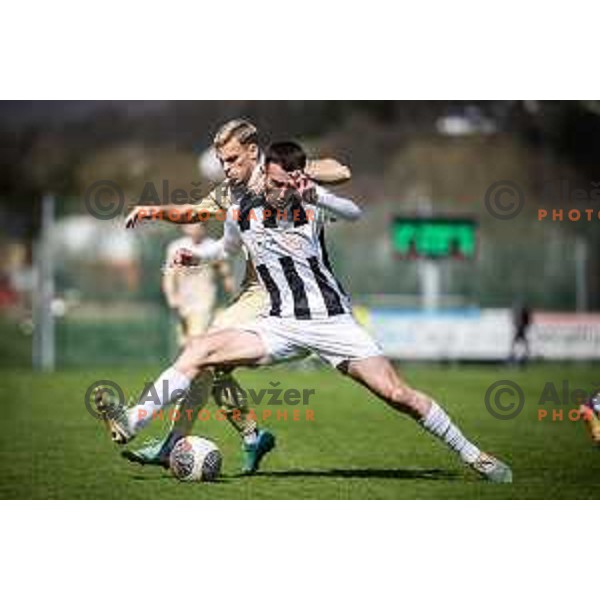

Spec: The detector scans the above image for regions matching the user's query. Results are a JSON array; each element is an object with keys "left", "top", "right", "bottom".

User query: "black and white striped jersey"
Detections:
[{"left": 211, "top": 186, "right": 360, "bottom": 320}]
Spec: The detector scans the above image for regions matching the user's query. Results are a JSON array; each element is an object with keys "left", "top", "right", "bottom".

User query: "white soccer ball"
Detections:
[{"left": 169, "top": 436, "right": 222, "bottom": 482}]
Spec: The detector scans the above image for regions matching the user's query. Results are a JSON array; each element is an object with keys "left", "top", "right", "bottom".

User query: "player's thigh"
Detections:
[
  {"left": 206, "top": 328, "right": 268, "bottom": 366},
  {"left": 176, "top": 328, "right": 267, "bottom": 374}
]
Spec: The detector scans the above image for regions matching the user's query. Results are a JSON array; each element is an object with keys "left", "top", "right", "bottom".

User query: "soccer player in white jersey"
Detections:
[
  {"left": 162, "top": 223, "right": 235, "bottom": 346},
  {"left": 99, "top": 141, "right": 512, "bottom": 483},
  {"left": 110, "top": 118, "right": 352, "bottom": 474}
]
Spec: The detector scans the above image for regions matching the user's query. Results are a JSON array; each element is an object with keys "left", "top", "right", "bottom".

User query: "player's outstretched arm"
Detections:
[
  {"left": 315, "top": 188, "right": 362, "bottom": 221},
  {"left": 306, "top": 158, "right": 351, "bottom": 185},
  {"left": 170, "top": 207, "right": 244, "bottom": 267},
  {"left": 125, "top": 203, "right": 202, "bottom": 228},
  {"left": 293, "top": 175, "right": 361, "bottom": 221},
  {"left": 287, "top": 172, "right": 361, "bottom": 221},
  {"left": 125, "top": 185, "right": 228, "bottom": 229}
]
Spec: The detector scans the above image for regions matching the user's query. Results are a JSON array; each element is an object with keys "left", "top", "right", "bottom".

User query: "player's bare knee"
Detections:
[
  {"left": 194, "top": 336, "right": 222, "bottom": 361},
  {"left": 175, "top": 338, "right": 211, "bottom": 373},
  {"left": 172, "top": 358, "right": 197, "bottom": 380}
]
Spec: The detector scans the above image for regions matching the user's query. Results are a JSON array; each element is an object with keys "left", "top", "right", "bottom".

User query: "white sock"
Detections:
[
  {"left": 420, "top": 401, "right": 480, "bottom": 464},
  {"left": 243, "top": 430, "right": 258, "bottom": 445},
  {"left": 589, "top": 393, "right": 600, "bottom": 416},
  {"left": 128, "top": 367, "right": 191, "bottom": 433}
]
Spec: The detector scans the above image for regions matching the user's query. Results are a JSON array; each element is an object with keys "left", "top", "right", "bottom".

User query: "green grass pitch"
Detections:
[{"left": 1, "top": 363, "right": 600, "bottom": 499}]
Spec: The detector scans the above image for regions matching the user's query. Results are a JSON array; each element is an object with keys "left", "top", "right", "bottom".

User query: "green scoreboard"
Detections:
[{"left": 392, "top": 216, "right": 478, "bottom": 259}]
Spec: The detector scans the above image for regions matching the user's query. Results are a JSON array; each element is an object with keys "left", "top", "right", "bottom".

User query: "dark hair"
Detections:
[{"left": 265, "top": 141, "right": 307, "bottom": 172}]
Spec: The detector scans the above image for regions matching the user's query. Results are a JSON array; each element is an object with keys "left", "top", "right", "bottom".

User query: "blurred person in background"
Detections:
[
  {"left": 509, "top": 302, "right": 531, "bottom": 367},
  {"left": 163, "top": 223, "right": 235, "bottom": 347}
]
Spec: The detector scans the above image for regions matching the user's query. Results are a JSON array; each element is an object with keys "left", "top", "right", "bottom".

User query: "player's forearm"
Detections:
[
  {"left": 183, "top": 210, "right": 243, "bottom": 263},
  {"left": 306, "top": 158, "right": 352, "bottom": 185},
  {"left": 188, "top": 237, "right": 244, "bottom": 262},
  {"left": 316, "top": 190, "right": 363, "bottom": 221},
  {"left": 139, "top": 204, "right": 201, "bottom": 224},
  {"left": 187, "top": 240, "right": 226, "bottom": 262},
  {"left": 126, "top": 186, "right": 226, "bottom": 229}
]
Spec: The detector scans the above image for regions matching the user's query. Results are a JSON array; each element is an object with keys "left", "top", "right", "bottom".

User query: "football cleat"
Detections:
[
  {"left": 470, "top": 452, "right": 513, "bottom": 483},
  {"left": 242, "top": 429, "right": 276, "bottom": 474},
  {"left": 94, "top": 386, "right": 135, "bottom": 445},
  {"left": 580, "top": 404, "right": 600, "bottom": 446},
  {"left": 121, "top": 432, "right": 181, "bottom": 468}
]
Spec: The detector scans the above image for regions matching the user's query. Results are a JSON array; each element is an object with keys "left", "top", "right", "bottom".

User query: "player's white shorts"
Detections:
[{"left": 238, "top": 314, "right": 383, "bottom": 369}]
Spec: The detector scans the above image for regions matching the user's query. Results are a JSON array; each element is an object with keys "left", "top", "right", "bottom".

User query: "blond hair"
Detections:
[{"left": 213, "top": 118, "right": 258, "bottom": 149}]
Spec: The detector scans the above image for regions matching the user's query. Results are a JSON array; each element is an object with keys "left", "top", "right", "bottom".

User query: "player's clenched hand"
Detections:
[
  {"left": 171, "top": 248, "right": 199, "bottom": 268},
  {"left": 289, "top": 171, "right": 318, "bottom": 204}
]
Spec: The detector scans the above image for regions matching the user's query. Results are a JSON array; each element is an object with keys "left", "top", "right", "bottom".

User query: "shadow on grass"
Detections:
[
  {"left": 129, "top": 471, "right": 234, "bottom": 484},
  {"left": 126, "top": 467, "right": 458, "bottom": 483},
  {"left": 240, "top": 468, "right": 459, "bottom": 481}
]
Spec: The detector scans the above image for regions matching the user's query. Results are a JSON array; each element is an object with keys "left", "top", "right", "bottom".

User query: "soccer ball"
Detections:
[{"left": 169, "top": 436, "right": 222, "bottom": 482}]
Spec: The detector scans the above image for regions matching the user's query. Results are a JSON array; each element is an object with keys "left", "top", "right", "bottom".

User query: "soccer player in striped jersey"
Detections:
[
  {"left": 102, "top": 141, "right": 512, "bottom": 483},
  {"left": 113, "top": 119, "right": 351, "bottom": 474}
]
